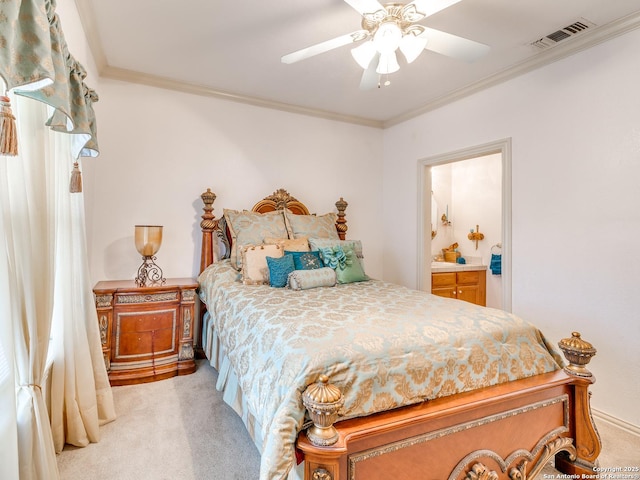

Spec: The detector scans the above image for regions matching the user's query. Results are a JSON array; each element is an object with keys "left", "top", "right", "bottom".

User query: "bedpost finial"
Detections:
[
  {"left": 302, "top": 374, "right": 344, "bottom": 447},
  {"left": 200, "top": 188, "right": 218, "bottom": 232},
  {"left": 201, "top": 188, "right": 216, "bottom": 207},
  {"left": 558, "top": 332, "right": 596, "bottom": 378},
  {"left": 335, "top": 197, "right": 347, "bottom": 213},
  {"left": 335, "top": 197, "right": 348, "bottom": 240}
]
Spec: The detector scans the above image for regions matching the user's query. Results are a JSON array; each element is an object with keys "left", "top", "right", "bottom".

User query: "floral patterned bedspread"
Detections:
[{"left": 198, "top": 260, "right": 561, "bottom": 480}]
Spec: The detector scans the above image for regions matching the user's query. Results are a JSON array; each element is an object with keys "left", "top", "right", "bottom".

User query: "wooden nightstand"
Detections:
[{"left": 93, "top": 278, "right": 198, "bottom": 386}]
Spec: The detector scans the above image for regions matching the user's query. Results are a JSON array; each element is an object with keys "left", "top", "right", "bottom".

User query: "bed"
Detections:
[{"left": 195, "top": 187, "right": 601, "bottom": 480}]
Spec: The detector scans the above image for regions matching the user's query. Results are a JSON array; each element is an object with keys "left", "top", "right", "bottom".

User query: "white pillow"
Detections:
[
  {"left": 263, "top": 236, "right": 309, "bottom": 252},
  {"left": 240, "top": 244, "right": 283, "bottom": 285},
  {"left": 288, "top": 267, "right": 337, "bottom": 291}
]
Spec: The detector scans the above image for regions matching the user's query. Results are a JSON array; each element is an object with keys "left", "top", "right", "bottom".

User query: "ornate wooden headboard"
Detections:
[
  {"left": 252, "top": 188, "right": 310, "bottom": 215},
  {"left": 198, "top": 188, "right": 348, "bottom": 275}
]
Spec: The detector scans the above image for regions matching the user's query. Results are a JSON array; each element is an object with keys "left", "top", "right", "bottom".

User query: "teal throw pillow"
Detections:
[
  {"left": 318, "top": 245, "right": 368, "bottom": 284},
  {"left": 266, "top": 254, "right": 295, "bottom": 288},
  {"left": 284, "top": 250, "right": 323, "bottom": 270}
]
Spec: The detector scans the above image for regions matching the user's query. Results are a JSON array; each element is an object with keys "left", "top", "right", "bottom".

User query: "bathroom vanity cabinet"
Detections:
[{"left": 431, "top": 269, "right": 486, "bottom": 306}]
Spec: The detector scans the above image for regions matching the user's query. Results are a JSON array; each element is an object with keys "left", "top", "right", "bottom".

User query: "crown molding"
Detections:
[
  {"left": 73, "top": 0, "right": 382, "bottom": 128},
  {"left": 74, "top": 0, "right": 640, "bottom": 130},
  {"left": 100, "top": 66, "right": 384, "bottom": 128},
  {"left": 383, "top": 10, "right": 640, "bottom": 127}
]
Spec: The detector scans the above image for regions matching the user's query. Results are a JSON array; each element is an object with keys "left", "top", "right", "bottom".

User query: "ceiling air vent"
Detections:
[{"left": 530, "top": 18, "right": 596, "bottom": 50}]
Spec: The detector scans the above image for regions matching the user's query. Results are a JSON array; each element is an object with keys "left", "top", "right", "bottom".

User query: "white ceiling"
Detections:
[{"left": 75, "top": 0, "right": 640, "bottom": 127}]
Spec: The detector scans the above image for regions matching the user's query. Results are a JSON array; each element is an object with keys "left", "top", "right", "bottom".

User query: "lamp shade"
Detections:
[
  {"left": 351, "top": 41, "right": 377, "bottom": 69},
  {"left": 400, "top": 33, "right": 428, "bottom": 63},
  {"left": 135, "top": 225, "right": 163, "bottom": 257},
  {"left": 376, "top": 51, "right": 400, "bottom": 74},
  {"left": 373, "top": 21, "right": 402, "bottom": 54}
]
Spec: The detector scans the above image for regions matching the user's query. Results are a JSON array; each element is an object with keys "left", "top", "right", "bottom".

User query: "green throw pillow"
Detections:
[{"left": 318, "top": 245, "right": 368, "bottom": 284}]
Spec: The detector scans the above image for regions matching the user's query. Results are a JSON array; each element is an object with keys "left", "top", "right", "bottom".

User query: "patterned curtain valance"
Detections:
[{"left": 0, "top": 0, "right": 99, "bottom": 171}]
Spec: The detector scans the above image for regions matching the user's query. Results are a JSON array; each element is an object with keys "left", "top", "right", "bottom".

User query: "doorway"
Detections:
[{"left": 417, "top": 138, "right": 512, "bottom": 312}]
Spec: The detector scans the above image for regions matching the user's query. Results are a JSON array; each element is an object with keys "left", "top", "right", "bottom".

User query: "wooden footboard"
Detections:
[{"left": 297, "top": 333, "right": 601, "bottom": 480}]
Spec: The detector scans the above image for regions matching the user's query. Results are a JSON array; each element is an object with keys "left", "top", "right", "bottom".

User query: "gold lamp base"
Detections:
[{"left": 135, "top": 256, "right": 165, "bottom": 287}]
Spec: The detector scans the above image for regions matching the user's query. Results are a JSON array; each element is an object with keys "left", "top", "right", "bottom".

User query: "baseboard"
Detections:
[{"left": 593, "top": 408, "right": 640, "bottom": 437}]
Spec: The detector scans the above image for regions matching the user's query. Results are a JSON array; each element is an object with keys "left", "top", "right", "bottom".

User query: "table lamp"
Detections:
[{"left": 134, "top": 225, "right": 165, "bottom": 287}]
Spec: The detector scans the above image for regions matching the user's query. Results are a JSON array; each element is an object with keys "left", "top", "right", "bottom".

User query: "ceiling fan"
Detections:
[{"left": 281, "top": 0, "right": 490, "bottom": 89}]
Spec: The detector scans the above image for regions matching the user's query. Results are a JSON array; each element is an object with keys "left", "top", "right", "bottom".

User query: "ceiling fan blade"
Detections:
[
  {"left": 343, "top": 0, "right": 385, "bottom": 15},
  {"left": 420, "top": 27, "right": 490, "bottom": 62},
  {"left": 407, "top": 0, "right": 461, "bottom": 18},
  {"left": 281, "top": 31, "right": 367, "bottom": 64},
  {"left": 359, "top": 53, "right": 380, "bottom": 90}
]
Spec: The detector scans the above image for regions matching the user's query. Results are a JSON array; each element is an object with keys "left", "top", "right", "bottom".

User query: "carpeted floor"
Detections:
[
  {"left": 57, "top": 360, "right": 639, "bottom": 479},
  {"left": 58, "top": 360, "right": 260, "bottom": 479}
]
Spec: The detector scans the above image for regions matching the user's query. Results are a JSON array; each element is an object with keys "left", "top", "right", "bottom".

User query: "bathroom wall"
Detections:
[
  {"left": 431, "top": 164, "right": 453, "bottom": 254},
  {"left": 432, "top": 154, "right": 502, "bottom": 308}
]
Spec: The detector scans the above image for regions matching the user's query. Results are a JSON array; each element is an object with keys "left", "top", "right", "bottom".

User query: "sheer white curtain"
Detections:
[
  {"left": 0, "top": 93, "right": 115, "bottom": 480},
  {"left": 0, "top": 92, "right": 59, "bottom": 480},
  {"left": 0, "top": 200, "right": 20, "bottom": 480},
  {"left": 48, "top": 126, "right": 116, "bottom": 452}
]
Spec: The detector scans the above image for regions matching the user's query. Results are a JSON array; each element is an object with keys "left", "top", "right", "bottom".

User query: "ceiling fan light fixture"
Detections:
[
  {"left": 376, "top": 51, "right": 400, "bottom": 74},
  {"left": 373, "top": 21, "right": 402, "bottom": 54},
  {"left": 351, "top": 40, "right": 378, "bottom": 69},
  {"left": 399, "top": 33, "right": 428, "bottom": 63},
  {"left": 282, "top": 0, "right": 490, "bottom": 89}
]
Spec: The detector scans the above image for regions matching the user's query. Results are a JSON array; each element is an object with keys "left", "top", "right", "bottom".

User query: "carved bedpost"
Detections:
[
  {"left": 555, "top": 332, "right": 602, "bottom": 475},
  {"left": 196, "top": 188, "right": 218, "bottom": 359},
  {"left": 335, "top": 198, "right": 348, "bottom": 240},
  {"left": 302, "top": 374, "right": 344, "bottom": 447},
  {"left": 200, "top": 188, "right": 218, "bottom": 275}
]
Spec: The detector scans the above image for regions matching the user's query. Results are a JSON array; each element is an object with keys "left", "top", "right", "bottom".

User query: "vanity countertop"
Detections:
[{"left": 431, "top": 262, "right": 487, "bottom": 273}]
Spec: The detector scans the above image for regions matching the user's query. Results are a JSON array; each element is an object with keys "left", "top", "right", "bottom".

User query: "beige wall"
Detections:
[
  {"left": 82, "top": 80, "right": 384, "bottom": 282},
  {"left": 383, "top": 27, "right": 640, "bottom": 428}
]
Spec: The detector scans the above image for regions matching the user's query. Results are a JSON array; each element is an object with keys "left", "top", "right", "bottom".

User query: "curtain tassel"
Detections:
[
  {"left": 0, "top": 95, "right": 18, "bottom": 156},
  {"left": 70, "top": 162, "right": 82, "bottom": 193}
]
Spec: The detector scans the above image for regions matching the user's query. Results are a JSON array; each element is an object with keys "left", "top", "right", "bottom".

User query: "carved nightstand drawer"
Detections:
[
  {"left": 93, "top": 278, "right": 198, "bottom": 385},
  {"left": 115, "top": 291, "right": 179, "bottom": 304}
]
